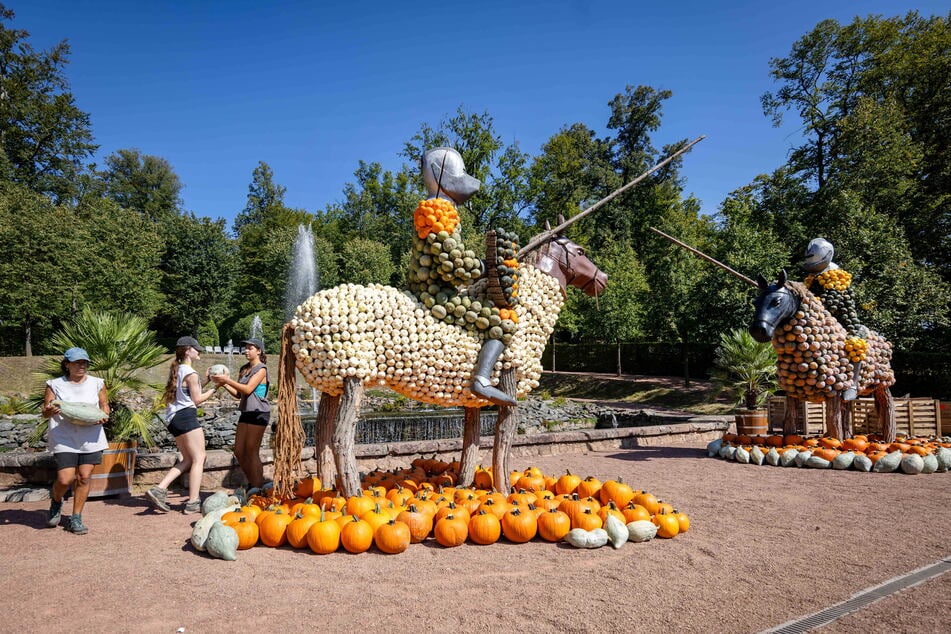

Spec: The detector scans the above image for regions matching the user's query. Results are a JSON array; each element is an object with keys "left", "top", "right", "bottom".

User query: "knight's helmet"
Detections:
[
  {"left": 421, "top": 147, "right": 481, "bottom": 204},
  {"left": 803, "top": 237, "right": 835, "bottom": 273}
]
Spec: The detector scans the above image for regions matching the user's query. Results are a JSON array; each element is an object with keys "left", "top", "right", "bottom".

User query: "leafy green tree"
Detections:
[
  {"left": 154, "top": 213, "right": 236, "bottom": 338},
  {"left": 340, "top": 238, "right": 395, "bottom": 286},
  {"left": 99, "top": 148, "right": 183, "bottom": 222},
  {"left": 233, "top": 161, "right": 287, "bottom": 234},
  {"left": 0, "top": 5, "right": 97, "bottom": 203}
]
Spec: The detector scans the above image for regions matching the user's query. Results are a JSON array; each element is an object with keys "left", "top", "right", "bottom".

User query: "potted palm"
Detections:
[
  {"left": 30, "top": 308, "right": 167, "bottom": 496},
  {"left": 710, "top": 328, "right": 778, "bottom": 436}
]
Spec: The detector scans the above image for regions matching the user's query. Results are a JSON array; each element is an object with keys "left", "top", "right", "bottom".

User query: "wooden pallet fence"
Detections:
[{"left": 767, "top": 396, "right": 940, "bottom": 437}]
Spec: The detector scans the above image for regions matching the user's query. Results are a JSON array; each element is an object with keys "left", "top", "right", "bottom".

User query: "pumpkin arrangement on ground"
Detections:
[
  {"left": 189, "top": 464, "right": 689, "bottom": 559},
  {"left": 708, "top": 433, "right": 951, "bottom": 474}
]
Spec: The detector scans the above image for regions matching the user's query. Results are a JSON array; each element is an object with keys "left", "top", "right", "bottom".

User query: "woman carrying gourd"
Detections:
[
  {"left": 41, "top": 347, "right": 110, "bottom": 535},
  {"left": 210, "top": 338, "right": 271, "bottom": 492},
  {"left": 145, "top": 336, "right": 216, "bottom": 514}
]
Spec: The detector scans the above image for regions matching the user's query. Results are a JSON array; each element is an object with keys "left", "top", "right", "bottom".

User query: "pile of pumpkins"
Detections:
[
  {"left": 191, "top": 458, "right": 689, "bottom": 561},
  {"left": 708, "top": 432, "right": 951, "bottom": 474}
]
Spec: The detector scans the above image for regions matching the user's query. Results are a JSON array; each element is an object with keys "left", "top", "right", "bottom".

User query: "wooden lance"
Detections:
[
  {"left": 649, "top": 226, "right": 758, "bottom": 288},
  {"left": 516, "top": 135, "right": 706, "bottom": 259}
]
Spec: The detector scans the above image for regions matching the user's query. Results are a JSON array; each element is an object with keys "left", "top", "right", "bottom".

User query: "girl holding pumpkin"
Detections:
[
  {"left": 41, "top": 347, "right": 110, "bottom": 535},
  {"left": 211, "top": 338, "right": 271, "bottom": 491},
  {"left": 145, "top": 336, "right": 216, "bottom": 514}
]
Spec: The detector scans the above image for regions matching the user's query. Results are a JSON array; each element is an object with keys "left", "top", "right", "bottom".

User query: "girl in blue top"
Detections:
[{"left": 212, "top": 338, "right": 270, "bottom": 491}]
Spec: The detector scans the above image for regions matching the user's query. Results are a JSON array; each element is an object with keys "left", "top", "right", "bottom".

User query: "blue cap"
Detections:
[{"left": 64, "top": 347, "right": 90, "bottom": 362}]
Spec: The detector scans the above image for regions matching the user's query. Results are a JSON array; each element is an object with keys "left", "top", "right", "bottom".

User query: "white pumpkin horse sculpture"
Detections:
[{"left": 276, "top": 233, "right": 607, "bottom": 497}]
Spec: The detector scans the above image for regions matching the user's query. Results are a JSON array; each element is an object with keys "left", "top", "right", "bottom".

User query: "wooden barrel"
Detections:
[
  {"left": 88, "top": 440, "right": 137, "bottom": 497},
  {"left": 734, "top": 410, "right": 769, "bottom": 437}
]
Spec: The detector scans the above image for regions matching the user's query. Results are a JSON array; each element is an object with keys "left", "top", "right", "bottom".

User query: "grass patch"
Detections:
[{"left": 537, "top": 373, "right": 733, "bottom": 415}]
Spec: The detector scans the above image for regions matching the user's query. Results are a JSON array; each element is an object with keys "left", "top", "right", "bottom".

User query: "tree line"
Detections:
[{"left": 1, "top": 5, "right": 948, "bottom": 372}]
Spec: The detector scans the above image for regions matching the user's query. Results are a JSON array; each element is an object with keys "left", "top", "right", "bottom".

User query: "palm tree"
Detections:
[
  {"left": 710, "top": 328, "right": 778, "bottom": 411},
  {"left": 30, "top": 308, "right": 167, "bottom": 446}
]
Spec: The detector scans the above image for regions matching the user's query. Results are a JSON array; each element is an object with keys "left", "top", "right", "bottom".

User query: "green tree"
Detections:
[
  {"left": 0, "top": 5, "right": 97, "bottom": 203},
  {"left": 340, "top": 238, "right": 395, "bottom": 286},
  {"left": 99, "top": 148, "right": 183, "bottom": 222},
  {"left": 233, "top": 161, "right": 287, "bottom": 234}
]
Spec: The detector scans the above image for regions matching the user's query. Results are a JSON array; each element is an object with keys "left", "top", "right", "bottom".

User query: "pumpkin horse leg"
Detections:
[
  {"left": 491, "top": 368, "right": 519, "bottom": 492},
  {"left": 333, "top": 377, "right": 364, "bottom": 498},
  {"left": 874, "top": 385, "right": 896, "bottom": 443},
  {"left": 824, "top": 394, "right": 844, "bottom": 439},
  {"left": 457, "top": 407, "right": 482, "bottom": 487},
  {"left": 315, "top": 391, "right": 340, "bottom": 490}
]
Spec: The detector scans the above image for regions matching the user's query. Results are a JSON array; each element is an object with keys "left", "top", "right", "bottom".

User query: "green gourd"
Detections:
[
  {"left": 205, "top": 521, "right": 238, "bottom": 561},
  {"left": 52, "top": 400, "right": 107, "bottom": 425},
  {"left": 191, "top": 504, "right": 240, "bottom": 552}
]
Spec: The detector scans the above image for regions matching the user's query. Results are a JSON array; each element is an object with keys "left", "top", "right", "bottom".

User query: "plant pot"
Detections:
[
  {"left": 734, "top": 409, "right": 768, "bottom": 437},
  {"left": 88, "top": 440, "right": 137, "bottom": 497}
]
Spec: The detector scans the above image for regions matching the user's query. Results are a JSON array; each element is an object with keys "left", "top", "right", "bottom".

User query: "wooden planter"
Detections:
[
  {"left": 734, "top": 409, "right": 768, "bottom": 437},
  {"left": 88, "top": 440, "right": 137, "bottom": 497}
]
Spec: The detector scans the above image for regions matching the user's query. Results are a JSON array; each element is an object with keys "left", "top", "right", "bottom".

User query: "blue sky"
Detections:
[{"left": 11, "top": 1, "right": 948, "bottom": 228}]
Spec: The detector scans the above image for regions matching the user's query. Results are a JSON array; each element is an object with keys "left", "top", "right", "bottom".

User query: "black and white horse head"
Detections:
[{"left": 749, "top": 269, "right": 799, "bottom": 343}]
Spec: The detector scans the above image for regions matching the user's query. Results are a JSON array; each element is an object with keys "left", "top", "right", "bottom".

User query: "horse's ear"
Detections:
[
  {"left": 778, "top": 269, "right": 787, "bottom": 286},
  {"left": 557, "top": 214, "right": 566, "bottom": 226},
  {"left": 544, "top": 219, "right": 551, "bottom": 231},
  {"left": 756, "top": 274, "right": 768, "bottom": 290}
]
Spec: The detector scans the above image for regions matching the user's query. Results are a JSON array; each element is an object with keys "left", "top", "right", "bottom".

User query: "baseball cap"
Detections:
[
  {"left": 176, "top": 336, "right": 202, "bottom": 352},
  {"left": 242, "top": 338, "right": 265, "bottom": 352},
  {"left": 64, "top": 347, "right": 90, "bottom": 362}
]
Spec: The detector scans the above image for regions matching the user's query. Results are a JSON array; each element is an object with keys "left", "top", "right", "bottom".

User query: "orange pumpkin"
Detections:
[
  {"left": 396, "top": 504, "right": 433, "bottom": 543},
  {"left": 555, "top": 469, "right": 582, "bottom": 495},
  {"left": 633, "top": 491, "right": 660, "bottom": 515},
  {"left": 575, "top": 476, "right": 603, "bottom": 499},
  {"left": 305, "top": 515, "right": 341, "bottom": 554},
  {"left": 293, "top": 475, "right": 322, "bottom": 499},
  {"left": 434, "top": 514, "right": 469, "bottom": 547},
  {"left": 467, "top": 510, "right": 502, "bottom": 545},
  {"left": 223, "top": 516, "right": 259, "bottom": 550},
  {"left": 285, "top": 512, "right": 320, "bottom": 549},
  {"left": 621, "top": 502, "right": 652, "bottom": 524},
  {"left": 572, "top": 508, "right": 603, "bottom": 531},
  {"left": 501, "top": 507, "right": 537, "bottom": 543},
  {"left": 599, "top": 478, "right": 635, "bottom": 508},
  {"left": 374, "top": 520, "right": 411, "bottom": 554},
  {"left": 537, "top": 508, "right": 571, "bottom": 542},
  {"left": 653, "top": 511, "right": 680, "bottom": 538},
  {"left": 340, "top": 517, "right": 374, "bottom": 554}
]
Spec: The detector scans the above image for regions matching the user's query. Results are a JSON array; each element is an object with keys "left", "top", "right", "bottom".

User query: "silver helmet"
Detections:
[
  {"left": 803, "top": 238, "right": 835, "bottom": 273},
  {"left": 421, "top": 147, "right": 481, "bottom": 204}
]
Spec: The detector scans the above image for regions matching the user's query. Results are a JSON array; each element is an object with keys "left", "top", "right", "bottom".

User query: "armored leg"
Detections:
[
  {"left": 471, "top": 338, "right": 516, "bottom": 406},
  {"left": 843, "top": 361, "right": 863, "bottom": 401}
]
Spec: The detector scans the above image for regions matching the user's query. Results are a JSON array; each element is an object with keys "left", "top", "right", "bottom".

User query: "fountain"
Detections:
[
  {"left": 285, "top": 224, "right": 320, "bottom": 411},
  {"left": 249, "top": 315, "right": 263, "bottom": 341}
]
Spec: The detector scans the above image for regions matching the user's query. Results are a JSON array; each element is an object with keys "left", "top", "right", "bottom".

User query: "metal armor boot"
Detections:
[
  {"left": 843, "top": 361, "right": 863, "bottom": 401},
  {"left": 471, "top": 339, "right": 516, "bottom": 407}
]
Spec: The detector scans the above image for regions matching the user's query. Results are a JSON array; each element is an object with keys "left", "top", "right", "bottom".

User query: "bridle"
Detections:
[{"left": 540, "top": 236, "right": 602, "bottom": 298}]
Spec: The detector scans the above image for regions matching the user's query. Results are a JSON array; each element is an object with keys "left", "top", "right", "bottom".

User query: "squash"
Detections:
[
  {"left": 832, "top": 451, "right": 855, "bottom": 470},
  {"left": 706, "top": 439, "right": 723, "bottom": 457},
  {"left": 779, "top": 449, "right": 799, "bottom": 467},
  {"left": 794, "top": 450, "right": 813, "bottom": 468},
  {"left": 563, "top": 527, "right": 608, "bottom": 549},
  {"left": 872, "top": 450, "right": 902, "bottom": 473},
  {"left": 935, "top": 447, "right": 951, "bottom": 472},
  {"left": 749, "top": 446, "right": 765, "bottom": 466},
  {"left": 921, "top": 453, "right": 939, "bottom": 474},
  {"left": 626, "top": 520, "right": 657, "bottom": 543},
  {"left": 899, "top": 453, "right": 924, "bottom": 475},
  {"left": 765, "top": 447, "right": 781, "bottom": 466},
  {"left": 734, "top": 446, "right": 750, "bottom": 464},
  {"left": 204, "top": 521, "right": 238, "bottom": 561},
  {"left": 52, "top": 400, "right": 107, "bottom": 425},
  {"left": 603, "top": 514, "right": 628, "bottom": 549},
  {"left": 852, "top": 453, "right": 873, "bottom": 472},
  {"left": 191, "top": 504, "right": 240, "bottom": 551},
  {"left": 805, "top": 455, "right": 831, "bottom": 469},
  {"left": 201, "top": 491, "right": 233, "bottom": 516},
  {"left": 719, "top": 445, "right": 735, "bottom": 460}
]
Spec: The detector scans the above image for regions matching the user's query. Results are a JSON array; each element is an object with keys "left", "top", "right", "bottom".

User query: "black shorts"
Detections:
[
  {"left": 237, "top": 411, "right": 270, "bottom": 426},
  {"left": 54, "top": 451, "right": 103, "bottom": 469},
  {"left": 167, "top": 408, "right": 202, "bottom": 437}
]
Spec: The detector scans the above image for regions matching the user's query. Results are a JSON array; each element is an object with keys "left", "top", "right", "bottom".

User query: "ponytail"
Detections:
[{"left": 162, "top": 347, "right": 189, "bottom": 405}]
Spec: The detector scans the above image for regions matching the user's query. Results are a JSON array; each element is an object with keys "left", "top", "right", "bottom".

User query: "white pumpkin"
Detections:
[
  {"left": 734, "top": 446, "right": 750, "bottom": 464},
  {"left": 935, "top": 447, "right": 951, "bottom": 472},
  {"left": 832, "top": 451, "right": 855, "bottom": 470},
  {"left": 780, "top": 449, "right": 799, "bottom": 467},
  {"left": 201, "top": 491, "right": 233, "bottom": 516},
  {"left": 191, "top": 504, "right": 240, "bottom": 552},
  {"left": 794, "top": 450, "right": 813, "bottom": 468},
  {"left": 765, "top": 447, "right": 781, "bottom": 467},
  {"left": 626, "top": 520, "right": 658, "bottom": 543},
  {"left": 921, "top": 453, "right": 939, "bottom": 474},
  {"left": 604, "top": 514, "right": 628, "bottom": 549},
  {"left": 872, "top": 450, "right": 902, "bottom": 473},
  {"left": 706, "top": 438, "right": 723, "bottom": 457},
  {"left": 749, "top": 446, "right": 765, "bottom": 466},
  {"left": 899, "top": 453, "right": 924, "bottom": 475},
  {"left": 564, "top": 528, "right": 609, "bottom": 549},
  {"left": 805, "top": 455, "right": 831, "bottom": 469},
  {"left": 852, "top": 453, "right": 873, "bottom": 472}
]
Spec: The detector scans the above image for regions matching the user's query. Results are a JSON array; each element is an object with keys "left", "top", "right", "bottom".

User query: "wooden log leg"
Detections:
[
  {"left": 457, "top": 407, "right": 482, "bottom": 488},
  {"left": 333, "top": 377, "right": 364, "bottom": 498},
  {"left": 315, "top": 392, "right": 340, "bottom": 489},
  {"left": 825, "top": 395, "right": 844, "bottom": 439},
  {"left": 875, "top": 386, "right": 896, "bottom": 443},
  {"left": 782, "top": 396, "right": 800, "bottom": 436},
  {"left": 491, "top": 368, "right": 518, "bottom": 493},
  {"left": 841, "top": 400, "right": 853, "bottom": 439}
]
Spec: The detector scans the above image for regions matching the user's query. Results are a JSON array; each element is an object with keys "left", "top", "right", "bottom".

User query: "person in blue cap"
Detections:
[
  {"left": 145, "top": 336, "right": 217, "bottom": 514},
  {"left": 211, "top": 337, "right": 271, "bottom": 492},
  {"left": 41, "top": 347, "right": 110, "bottom": 534}
]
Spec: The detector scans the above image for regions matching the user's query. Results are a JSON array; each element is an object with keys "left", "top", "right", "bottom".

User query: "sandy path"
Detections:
[{"left": 2, "top": 442, "right": 949, "bottom": 633}]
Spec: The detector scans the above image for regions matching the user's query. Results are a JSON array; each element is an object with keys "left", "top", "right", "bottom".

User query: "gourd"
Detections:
[
  {"left": 920, "top": 453, "right": 938, "bottom": 474},
  {"left": 872, "top": 450, "right": 902, "bottom": 473},
  {"left": 204, "top": 521, "right": 238, "bottom": 561},
  {"left": 191, "top": 504, "right": 241, "bottom": 551},
  {"left": 563, "top": 527, "right": 608, "bottom": 549},
  {"left": 749, "top": 446, "right": 765, "bottom": 466},
  {"left": 208, "top": 364, "right": 230, "bottom": 376},
  {"left": 832, "top": 452, "right": 855, "bottom": 470},
  {"left": 734, "top": 446, "right": 750, "bottom": 464},
  {"left": 202, "top": 491, "right": 238, "bottom": 516},
  {"left": 852, "top": 453, "right": 873, "bottom": 472},
  {"left": 935, "top": 447, "right": 951, "bottom": 472},
  {"left": 706, "top": 439, "right": 723, "bottom": 457},
  {"left": 52, "top": 400, "right": 107, "bottom": 425},
  {"left": 626, "top": 520, "right": 658, "bottom": 543},
  {"left": 603, "top": 514, "right": 628, "bottom": 549},
  {"left": 899, "top": 453, "right": 924, "bottom": 475},
  {"left": 765, "top": 447, "right": 781, "bottom": 466},
  {"left": 794, "top": 450, "right": 812, "bottom": 468},
  {"left": 779, "top": 449, "right": 799, "bottom": 467},
  {"left": 805, "top": 455, "right": 831, "bottom": 469}
]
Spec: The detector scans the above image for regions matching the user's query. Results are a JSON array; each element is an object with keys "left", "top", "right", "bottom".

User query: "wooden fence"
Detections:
[{"left": 767, "top": 396, "right": 942, "bottom": 438}]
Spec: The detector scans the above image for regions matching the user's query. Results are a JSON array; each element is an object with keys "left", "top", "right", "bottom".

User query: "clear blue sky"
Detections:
[{"left": 11, "top": 1, "right": 948, "bottom": 228}]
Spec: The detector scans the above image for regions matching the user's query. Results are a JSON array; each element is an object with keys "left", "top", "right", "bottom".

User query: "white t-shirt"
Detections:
[
  {"left": 46, "top": 375, "right": 108, "bottom": 454},
  {"left": 166, "top": 364, "right": 199, "bottom": 419}
]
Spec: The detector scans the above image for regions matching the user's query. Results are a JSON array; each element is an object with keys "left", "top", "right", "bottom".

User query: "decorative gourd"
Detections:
[
  {"left": 706, "top": 438, "right": 723, "bottom": 457},
  {"left": 935, "top": 447, "right": 951, "bottom": 472},
  {"left": 204, "top": 521, "right": 239, "bottom": 561},
  {"left": 563, "top": 527, "right": 609, "bottom": 549},
  {"left": 191, "top": 504, "right": 240, "bottom": 551},
  {"left": 779, "top": 449, "right": 799, "bottom": 467},
  {"left": 805, "top": 455, "right": 831, "bottom": 469},
  {"left": 626, "top": 520, "right": 657, "bottom": 543},
  {"left": 734, "top": 446, "right": 750, "bottom": 464},
  {"left": 201, "top": 491, "right": 233, "bottom": 516},
  {"left": 208, "top": 364, "right": 230, "bottom": 376},
  {"left": 749, "top": 446, "right": 765, "bottom": 466},
  {"left": 832, "top": 452, "right": 855, "bottom": 470},
  {"left": 872, "top": 450, "right": 902, "bottom": 473},
  {"left": 921, "top": 453, "right": 939, "bottom": 474},
  {"left": 603, "top": 514, "right": 628, "bottom": 549},
  {"left": 899, "top": 453, "right": 924, "bottom": 475},
  {"left": 52, "top": 400, "right": 107, "bottom": 425},
  {"left": 794, "top": 450, "right": 812, "bottom": 468},
  {"left": 852, "top": 453, "right": 873, "bottom": 472},
  {"left": 765, "top": 447, "right": 780, "bottom": 466}
]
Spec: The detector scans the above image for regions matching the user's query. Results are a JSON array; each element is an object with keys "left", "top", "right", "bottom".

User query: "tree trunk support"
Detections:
[
  {"left": 491, "top": 368, "right": 518, "bottom": 492},
  {"left": 875, "top": 386, "right": 896, "bottom": 443},
  {"left": 315, "top": 392, "right": 339, "bottom": 489},
  {"left": 825, "top": 394, "right": 844, "bottom": 439},
  {"left": 457, "top": 406, "right": 482, "bottom": 488},
  {"left": 333, "top": 377, "right": 363, "bottom": 498}
]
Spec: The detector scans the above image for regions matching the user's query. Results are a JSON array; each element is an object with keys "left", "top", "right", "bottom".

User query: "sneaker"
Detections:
[
  {"left": 68, "top": 514, "right": 88, "bottom": 535},
  {"left": 145, "top": 486, "right": 171, "bottom": 512},
  {"left": 47, "top": 498, "right": 63, "bottom": 528},
  {"left": 183, "top": 499, "right": 201, "bottom": 515}
]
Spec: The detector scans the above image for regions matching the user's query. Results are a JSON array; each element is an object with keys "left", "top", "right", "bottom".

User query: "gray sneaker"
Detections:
[
  {"left": 68, "top": 514, "right": 88, "bottom": 535},
  {"left": 47, "top": 498, "right": 63, "bottom": 528},
  {"left": 145, "top": 486, "right": 171, "bottom": 512},
  {"left": 183, "top": 499, "right": 201, "bottom": 515}
]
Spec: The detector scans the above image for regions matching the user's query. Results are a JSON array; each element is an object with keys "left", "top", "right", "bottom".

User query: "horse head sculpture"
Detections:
[{"left": 749, "top": 269, "right": 797, "bottom": 343}]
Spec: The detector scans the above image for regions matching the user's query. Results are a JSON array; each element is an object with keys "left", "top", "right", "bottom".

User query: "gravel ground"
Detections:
[{"left": 2, "top": 442, "right": 949, "bottom": 634}]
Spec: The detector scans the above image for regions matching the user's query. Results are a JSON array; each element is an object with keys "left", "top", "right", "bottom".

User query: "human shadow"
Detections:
[{"left": 0, "top": 507, "right": 53, "bottom": 530}]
